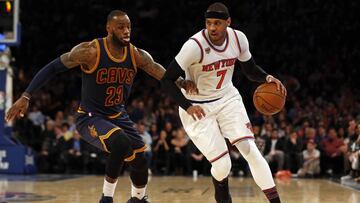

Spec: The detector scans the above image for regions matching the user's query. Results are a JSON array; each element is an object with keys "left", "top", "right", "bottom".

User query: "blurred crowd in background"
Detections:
[{"left": 4, "top": 0, "right": 360, "bottom": 181}]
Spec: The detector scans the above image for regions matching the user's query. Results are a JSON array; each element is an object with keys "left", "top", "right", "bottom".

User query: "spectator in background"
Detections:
[
  {"left": 254, "top": 125, "right": 266, "bottom": 155},
  {"left": 137, "top": 122, "right": 153, "bottom": 173},
  {"left": 315, "top": 126, "right": 327, "bottom": 147},
  {"left": 149, "top": 123, "right": 159, "bottom": 141},
  {"left": 37, "top": 119, "right": 56, "bottom": 173},
  {"left": 264, "top": 129, "right": 285, "bottom": 173},
  {"left": 342, "top": 122, "right": 360, "bottom": 180},
  {"left": 171, "top": 128, "right": 189, "bottom": 175},
  {"left": 153, "top": 130, "right": 170, "bottom": 174},
  {"left": 321, "top": 128, "right": 346, "bottom": 176},
  {"left": 61, "top": 122, "right": 73, "bottom": 141},
  {"left": 297, "top": 139, "right": 321, "bottom": 177},
  {"left": 164, "top": 121, "right": 174, "bottom": 137},
  {"left": 65, "top": 130, "right": 85, "bottom": 173},
  {"left": 130, "top": 100, "right": 145, "bottom": 123},
  {"left": 50, "top": 126, "right": 67, "bottom": 173},
  {"left": 277, "top": 121, "right": 287, "bottom": 138},
  {"left": 26, "top": 105, "right": 46, "bottom": 151},
  {"left": 54, "top": 110, "right": 64, "bottom": 126},
  {"left": 261, "top": 123, "right": 273, "bottom": 137},
  {"left": 67, "top": 115, "right": 76, "bottom": 132},
  {"left": 338, "top": 127, "right": 346, "bottom": 140},
  {"left": 305, "top": 127, "right": 317, "bottom": 144},
  {"left": 284, "top": 131, "right": 303, "bottom": 173},
  {"left": 27, "top": 104, "right": 46, "bottom": 128}
]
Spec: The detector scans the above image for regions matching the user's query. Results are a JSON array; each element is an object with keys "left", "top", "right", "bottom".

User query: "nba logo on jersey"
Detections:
[{"left": 205, "top": 47, "right": 211, "bottom": 54}]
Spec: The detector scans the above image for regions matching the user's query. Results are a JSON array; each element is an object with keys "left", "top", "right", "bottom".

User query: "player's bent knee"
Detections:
[
  {"left": 106, "top": 130, "right": 132, "bottom": 157},
  {"left": 235, "top": 140, "right": 264, "bottom": 164},
  {"left": 211, "top": 153, "right": 232, "bottom": 181},
  {"left": 129, "top": 152, "right": 148, "bottom": 171}
]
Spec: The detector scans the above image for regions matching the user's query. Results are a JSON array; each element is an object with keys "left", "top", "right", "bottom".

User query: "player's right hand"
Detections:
[
  {"left": 186, "top": 105, "right": 206, "bottom": 121},
  {"left": 182, "top": 80, "right": 199, "bottom": 95},
  {"left": 5, "top": 96, "right": 30, "bottom": 122}
]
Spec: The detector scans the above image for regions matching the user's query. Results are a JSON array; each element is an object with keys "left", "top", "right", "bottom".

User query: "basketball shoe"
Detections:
[
  {"left": 99, "top": 194, "right": 113, "bottom": 203},
  {"left": 126, "top": 196, "right": 149, "bottom": 203}
]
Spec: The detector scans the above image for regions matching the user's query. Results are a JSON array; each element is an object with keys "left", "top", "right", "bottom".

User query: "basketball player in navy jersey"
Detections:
[
  {"left": 161, "top": 3, "right": 286, "bottom": 203},
  {"left": 6, "top": 10, "right": 197, "bottom": 203}
]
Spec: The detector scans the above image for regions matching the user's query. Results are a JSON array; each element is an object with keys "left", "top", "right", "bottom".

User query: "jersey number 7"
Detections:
[{"left": 216, "top": 70, "right": 227, "bottom": 89}]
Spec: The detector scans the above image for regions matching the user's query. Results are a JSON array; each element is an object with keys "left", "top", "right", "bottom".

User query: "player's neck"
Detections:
[
  {"left": 210, "top": 37, "right": 226, "bottom": 46},
  {"left": 105, "top": 37, "right": 126, "bottom": 57},
  {"left": 206, "top": 30, "right": 226, "bottom": 46}
]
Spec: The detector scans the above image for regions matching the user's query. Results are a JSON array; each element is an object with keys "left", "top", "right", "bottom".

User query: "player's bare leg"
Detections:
[{"left": 235, "top": 139, "right": 281, "bottom": 203}]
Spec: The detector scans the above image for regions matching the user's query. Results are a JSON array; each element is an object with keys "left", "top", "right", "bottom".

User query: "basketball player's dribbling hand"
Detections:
[
  {"left": 181, "top": 80, "right": 199, "bottom": 95},
  {"left": 5, "top": 96, "right": 29, "bottom": 122},
  {"left": 186, "top": 105, "right": 206, "bottom": 121},
  {"left": 266, "top": 75, "right": 287, "bottom": 96}
]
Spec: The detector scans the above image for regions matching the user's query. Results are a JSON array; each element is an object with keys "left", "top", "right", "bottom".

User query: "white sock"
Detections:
[
  {"left": 103, "top": 178, "right": 118, "bottom": 197},
  {"left": 131, "top": 184, "right": 146, "bottom": 199}
]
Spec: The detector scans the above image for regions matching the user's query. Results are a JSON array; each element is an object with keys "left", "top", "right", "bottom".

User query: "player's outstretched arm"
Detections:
[
  {"left": 5, "top": 41, "right": 97, "bottom": 122},
  {"left": 134, "top": 48, "right": 198, "bottom": 94}
]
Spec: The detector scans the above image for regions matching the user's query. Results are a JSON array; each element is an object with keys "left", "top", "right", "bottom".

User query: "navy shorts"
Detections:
[{"left": 75, "top": 108, "right": 145, "bottom": 161}]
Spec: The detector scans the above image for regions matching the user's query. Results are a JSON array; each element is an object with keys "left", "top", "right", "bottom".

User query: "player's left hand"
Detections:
[
  {"left": 181, "top": 80, "right": 199, "bottom": 95},
  {"left": 266, "top": 75, "right": 287, "bottom": 96},
  {"left": 5, "top": 95, "right": 30, "bottom": 122}
]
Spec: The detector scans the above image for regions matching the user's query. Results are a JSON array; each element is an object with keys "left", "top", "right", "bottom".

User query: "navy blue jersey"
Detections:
[{"left": 80, "top": 38, "right": 137, "bottom": 116}]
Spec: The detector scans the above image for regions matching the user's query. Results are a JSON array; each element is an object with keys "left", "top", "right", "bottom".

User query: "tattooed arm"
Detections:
[
  {"left": 134, "top": 47, "right": 197, "bottom": 93},
  {"left": 5, "top": 40, "right": 98, "bottom": 122},
  {"left": 61, "top": 40, "right": 98, "bottom": 69}
]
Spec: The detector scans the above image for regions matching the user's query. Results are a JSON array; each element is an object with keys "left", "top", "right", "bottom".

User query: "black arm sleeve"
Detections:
[
  {"left": 240, "top": 57, "right": 268, "bottom": 83},
  {"left": 25, "top": 57, "right": 69, "bottom": 95},
  {"left": 160, "top": 60, "right": 192, "bottom": 110}
]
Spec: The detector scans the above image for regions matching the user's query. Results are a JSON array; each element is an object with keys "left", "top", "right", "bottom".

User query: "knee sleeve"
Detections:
[
  {"left": 235, "top": 139, "right": 263, "bottom": 164},
  {"left": 106, "top": 131, "right": 133, "bottom": 156},
  {"left": 128, "top": 152, "right": 148, "bottom": 171},
  {"left": 129, "top": 152, "right": 148, "bottom": 186},
  {"left": 235, "top": 140, "right": 275, "bottom": 190},
  {"left": 211, "top": 154, "right": 232, "bottom": 181},
  {"left": 105, "top": 131, "right": 133, "bottom": 179}
]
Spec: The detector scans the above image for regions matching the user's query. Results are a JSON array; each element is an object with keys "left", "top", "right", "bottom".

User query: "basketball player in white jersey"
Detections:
[{"left": 161, "top": 3, "right": 286, "bottom": 203}]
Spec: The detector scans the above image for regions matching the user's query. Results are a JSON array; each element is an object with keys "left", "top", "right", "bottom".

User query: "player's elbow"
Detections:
[
  {"left": 160, "top": 76, "right": 171, "bottom": 91},
  {"left": 160, "top": 73, "right": 172, "bottom": 85}
]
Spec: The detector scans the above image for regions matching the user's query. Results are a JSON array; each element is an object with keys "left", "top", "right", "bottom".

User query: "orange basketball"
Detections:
[{"left": 253, "top": 83, "right": 286, "bottom": 115}]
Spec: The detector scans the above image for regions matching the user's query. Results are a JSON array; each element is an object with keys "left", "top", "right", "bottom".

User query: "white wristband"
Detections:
[
  {"left": 22, "top": 95, "right": 30, "bottom": 100},
  {"left": 266, "top": 75, "right": 274, "bottom": 82}
]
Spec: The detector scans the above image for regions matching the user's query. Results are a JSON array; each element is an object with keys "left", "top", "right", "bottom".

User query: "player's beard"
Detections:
[{"left": 111, "top": 33, "right": 128, "bottom": 47}]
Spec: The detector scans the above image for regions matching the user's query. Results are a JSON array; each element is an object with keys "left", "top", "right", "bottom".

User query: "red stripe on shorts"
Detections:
[
  {"left": 209, "top": 150, "right": 229, "bottom": 163},
  {"left": 231, "top": 136, "right": 255, "bottom": 145}
]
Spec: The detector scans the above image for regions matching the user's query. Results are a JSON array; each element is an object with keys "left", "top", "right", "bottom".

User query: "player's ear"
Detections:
[
  {"left": 226, "top": 17, "right": 231, "bottom": 26},
  {"left": 106, "top": 22, "right": 111, "bottom": 33}
]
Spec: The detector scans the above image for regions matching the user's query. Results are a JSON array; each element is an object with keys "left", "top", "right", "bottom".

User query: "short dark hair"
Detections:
[
  {"left": 107, "top": 10, "right": 127, "bottom": 23},
  {"left": 207, "top": 2, "right": 229, "bottom": 16}
]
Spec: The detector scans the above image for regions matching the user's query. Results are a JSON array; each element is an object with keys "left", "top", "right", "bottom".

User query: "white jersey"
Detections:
[{"left": 175, "top": 27, "right": 252, "bottom": 101}]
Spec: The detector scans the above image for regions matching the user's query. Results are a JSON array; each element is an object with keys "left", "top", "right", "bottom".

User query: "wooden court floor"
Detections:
[{"left": 0, "top": 175, "right": 359, "bottom": 203}]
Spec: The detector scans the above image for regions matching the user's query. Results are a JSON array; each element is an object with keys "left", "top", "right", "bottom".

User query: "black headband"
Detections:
[{"left": 204, "top": 11, "right": 229, "bottom": 20}]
